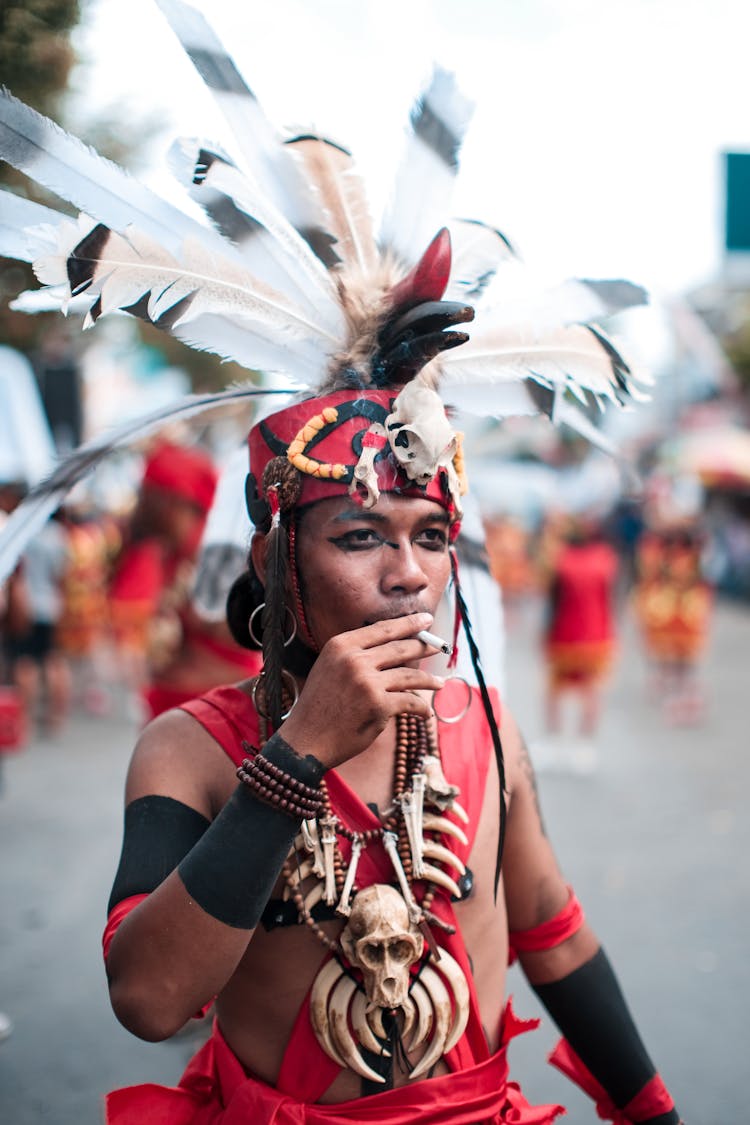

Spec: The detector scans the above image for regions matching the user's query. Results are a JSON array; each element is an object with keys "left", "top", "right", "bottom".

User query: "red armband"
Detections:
[
  {"left": 508, "top": 885, "right": 585, "bottom": 964},
  {"left": 550, "top": 1038, "right": 678, "bottom": 1123},
  {"left": 102, "top": 893, "right": 149, "bottom": 963}
]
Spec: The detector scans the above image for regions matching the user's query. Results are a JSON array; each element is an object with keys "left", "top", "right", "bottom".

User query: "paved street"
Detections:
[{"left": 0, "top": 596, "right": 747, "bottom": 1124}]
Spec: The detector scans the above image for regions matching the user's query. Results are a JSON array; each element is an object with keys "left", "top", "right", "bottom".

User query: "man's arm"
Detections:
[
  {"left": 501, "top": 710, "right": 681, "bottom": 1124},
  {"left": 104, "top": 712, "right": 314, "bottom": 1040}
]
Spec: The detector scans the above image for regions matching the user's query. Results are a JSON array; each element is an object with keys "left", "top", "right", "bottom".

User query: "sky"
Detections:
[{"left": 66, "top": 0, "right": 750, "bottom": 302}]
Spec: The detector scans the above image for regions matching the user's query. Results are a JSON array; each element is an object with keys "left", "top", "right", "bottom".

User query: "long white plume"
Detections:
[
  {"left": 380, "top": 67, "right": 474, "bottom": 265},
  {"left": 0, "top": 87, "right": 232, "bottom": 263},
  {"left": 167, "top": 138, "right": 343, "bottom": 329},
  {"left": 155, "top": 0, "right": 326, "bottom": 248},
  {"left": 0, "top": 385, "right": 304, "bottom": 585},
  {"left": 0, "top": 190, "right": 61, "bottom": 262},
  {"left": 285, "top": 135, "right": 378, "bottom": 274},
  {"left": 34, "top": 218, "right": 339, "bottom": 367}
]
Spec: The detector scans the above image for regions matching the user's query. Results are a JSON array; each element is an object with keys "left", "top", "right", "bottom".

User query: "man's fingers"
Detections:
[
  {"left": 351, "top": 613, "right": 434, "bottom": 650},
  {"left": 382, "top": 667, "right": 445, "bottom": 693}
]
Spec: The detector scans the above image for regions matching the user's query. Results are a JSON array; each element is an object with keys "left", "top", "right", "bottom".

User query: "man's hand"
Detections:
[{"left": 279, "top": 612, "right": 444, "bottom": 769}]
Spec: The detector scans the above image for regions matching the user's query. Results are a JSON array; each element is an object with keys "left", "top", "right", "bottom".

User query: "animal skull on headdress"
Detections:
[
  {"left": 386, "top": 381, "right": 456, "bottom": 482},
  {"left": 340, "top": 885, "right": 424, "bottom": 1010}
]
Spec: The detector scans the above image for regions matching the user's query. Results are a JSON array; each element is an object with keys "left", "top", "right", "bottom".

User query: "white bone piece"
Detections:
[
  {"left": 400, "top": 791, "right": 424, "bottom": 879},
  {"left": 408, "top": 978, "right": 434, "bottom": 1052},
  {"left": 351, "top": 989, "right": 391, "bottom": 1057},
  {"left": 302, "top": 818, "right": 326, "bottom": 877},
  {"left": 432, "top": 948, "right": 470, "bottom": 1053},
  {"left": 382, "top": 832, "right": 423, "bottom": 926},
  {"left": 451, "top": 800, "right": 470, "bottom": 825},
  {"left": 328, "top": 975, "right": 386, "bottom": 1083},
  {"left": 421, "top": 862, "right": 462, "bottom": 900},
  {"left": 423, "top": 755, "right": 462, "bottom": 813},
  {"left": 320, "top": 816, "right": 338, "bottom": 905},
  {"left": 408, "top": 965, "right": 452, "bottom": 1079},
  {"left": 349, "top": 422, "right": 387, "bottom": 508},
  {"left": 309, "top": 959, "right": 348, "bottom": 1068},
  {"left": 422, "top": 814, "right": 469, "bottom": 848},
  {"left": 303, "top": 881, "right": 325, "bottom": 914},
  {"left": 282, "top": 856, "right": 315, "bottom": 900},
  {"left": 335, "top": 836, "right": 363, "bottom": 917},
  {"left": 422, "top": 840, "right": 466, "bottom": 878}
]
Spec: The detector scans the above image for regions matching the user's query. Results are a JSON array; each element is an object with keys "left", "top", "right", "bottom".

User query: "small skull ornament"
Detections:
[
  {"left": 340, "top": 885, "right": 424, "bottom": 1010},
  {"left": 385, "top": 381, "right": 457, "bottom": 487}
]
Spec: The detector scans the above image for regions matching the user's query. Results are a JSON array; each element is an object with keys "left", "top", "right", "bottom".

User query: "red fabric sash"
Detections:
[{"left": 106, "top": 1004, "right": 564, "bottom": 1125}]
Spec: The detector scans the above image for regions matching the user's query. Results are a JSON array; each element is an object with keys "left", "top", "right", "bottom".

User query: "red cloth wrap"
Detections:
[
  {"left": 508, "top": 887, "right": 584, "bottom": 963},
  {"left": 106, "top": 1004, "right": 564, "bottom": 1124},
  {"left": 550, "top": 1038, "right": 675, "bottom": 1123}
]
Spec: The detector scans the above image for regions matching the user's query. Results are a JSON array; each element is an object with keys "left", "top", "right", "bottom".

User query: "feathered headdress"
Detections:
[{"left": 0, "top": 0, "right": 649, "bottom": 877}]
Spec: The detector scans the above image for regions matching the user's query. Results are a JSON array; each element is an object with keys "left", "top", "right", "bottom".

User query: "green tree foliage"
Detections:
[
  {"left": 0, "top": 1, "right": 82, "bottom": 349},
  {"left": 0, "top": 0, "right": 80, "bottom": 121}
]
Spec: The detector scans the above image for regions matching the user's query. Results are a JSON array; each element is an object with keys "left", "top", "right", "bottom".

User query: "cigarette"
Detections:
[{"left": 416, "top": 629, "right": 453, "bottom": 656}]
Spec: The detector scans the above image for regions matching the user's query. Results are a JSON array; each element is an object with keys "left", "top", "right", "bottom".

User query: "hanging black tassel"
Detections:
[
  {"left": 261, "top": 491, "right": 289, "bottom": 730},
  {"left": 450, "top": 550, "right": 507, "bottom": 899}
]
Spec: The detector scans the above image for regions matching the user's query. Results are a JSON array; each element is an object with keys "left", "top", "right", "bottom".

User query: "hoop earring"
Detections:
[
  {"left": 252, "top": 670, "right": 299, "bottom": 721},
  {"left": 248, "top": 603, "right": 298, "bottom": 648},
  {"left": 431, "top": 676, "right": 473, "bottom": 724}
]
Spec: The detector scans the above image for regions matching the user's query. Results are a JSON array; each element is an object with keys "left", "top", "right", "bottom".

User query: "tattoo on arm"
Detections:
[{"left": 519, "top": 734, "right": 547, "bottom": 837}]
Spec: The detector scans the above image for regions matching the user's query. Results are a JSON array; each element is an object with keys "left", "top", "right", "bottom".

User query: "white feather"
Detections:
[
  {"left": 0, "top": 87, "right": 235, "bottom": 263},
  {"left": 380, "top": 67, "right": 474, "bottom": 265},
  {"left": 34, "top": 221, "right": 340, "bottom": 366},
  {"left": 445, "top": 218, "right": 515, "bottom": 302},
  {"left": 167, "top": 138, "right": 343, "bottom": 330},
  {"left": 155, "top": 0, "right": 323, "bottom": 240},
  {"left": 0, "top": 385, "right": 306, "bottom": 585},
  {"left": 285, "top": 136, "right": 378, "bottom": 273},
  {"left": 441, "top": 320, "right": 639, "bottom": 403},
  {"left": 0, "top": 190, "right": 62, "bottom": 262}
]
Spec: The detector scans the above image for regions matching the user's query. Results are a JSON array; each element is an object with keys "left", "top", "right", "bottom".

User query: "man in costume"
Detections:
[{"left": 102, "top": 382, "right": 682, "bottom": 1123}]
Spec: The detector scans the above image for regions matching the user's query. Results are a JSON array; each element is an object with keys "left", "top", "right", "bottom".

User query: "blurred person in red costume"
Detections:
[
  {"left": 108, "top": 441, "right": 220, "bottom": 720},
  {"left": 538, "top": 515, "right": 619, "bottom": 771}
]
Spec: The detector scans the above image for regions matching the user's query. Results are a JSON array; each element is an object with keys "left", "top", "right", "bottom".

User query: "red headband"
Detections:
[{"left": 247, "top": 388, "right": 461, "bottom": 519}]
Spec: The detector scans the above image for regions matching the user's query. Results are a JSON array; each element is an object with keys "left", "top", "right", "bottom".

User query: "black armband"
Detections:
[
  {"left": 108, "top": 795, "right": 211, "bottom": 914},
  {"left": 177, "top": 733, "right": 324, "bottom": 931},
  {"left": 533, "top": 948, "right": 679, "bottom": 1123}
]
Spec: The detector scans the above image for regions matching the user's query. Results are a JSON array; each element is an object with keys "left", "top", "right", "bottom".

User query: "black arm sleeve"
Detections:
[
  {"left": 108, "top": 795, "right": 211, "bottom": 914},
  {"left": 177, "top": 733, "right": 324, "bottom": 930},
  {"left": 533, "top": 948, "right": 679, "bottom": 1124}
]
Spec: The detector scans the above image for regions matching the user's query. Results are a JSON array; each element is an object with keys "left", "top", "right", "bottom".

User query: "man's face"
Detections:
[{"left": 294, "top": 493, "right": 452, "bottom": 649}]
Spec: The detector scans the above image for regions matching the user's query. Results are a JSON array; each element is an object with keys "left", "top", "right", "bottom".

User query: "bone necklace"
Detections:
[{"left": 252, "top": 684, "right": 472, "bottom": 1085}]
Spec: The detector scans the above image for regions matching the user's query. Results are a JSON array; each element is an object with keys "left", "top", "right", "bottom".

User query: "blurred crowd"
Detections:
[{"left": 0, "top": 440, "right": 261, "bottom": 750}]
